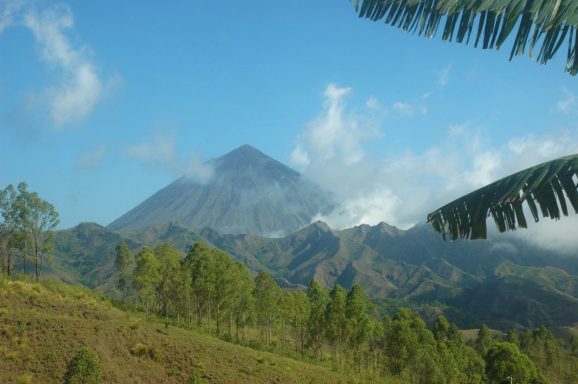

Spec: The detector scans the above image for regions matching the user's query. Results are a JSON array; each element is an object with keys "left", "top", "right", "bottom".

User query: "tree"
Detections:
[
  {"left": 475, "top": 323, "right": 493, "bottom": 356},
  {"left": 306, "top": 279, "right": 329, "bottom": 359},
  {"left": 132, "top": 246, "right": 161, "bottom": 313},
  {"left": 154, "top": 243, "right": 181, "bottom": 317},
  {"left": 229, "top": 261, "right": 255, "bottom": 342},
  {"left": 325, "top": 284, "right": 347, "bottom": 364},
  {"left": 289, "top": 290, "right": 311, "bottom": 357},
  {"left": 485, "top": 341, "right": 542, "bottom": 384},
  {"left": 189, "top": 243, "right": 216, "bottom": 330},
  {"left": 63, "top": 348, "right": 101, "bottom": 384},
  {"left": 345, "top": 284, "right": 372, "bottom": 371},
  {"left": 115, "top": 240, "right": 131, "bottom": 301},
  {"left": 253, "top": 271, "right": 281, "bottom": 345},
  {"left": 382, "top": 308, "right": 436, "bottom": 376},
  {"left": 0, "top": 184, "right": 24, "bottom": 276},
  {"left": 1, "top": 183, "right": 60, "bottom": 279},
  {"left": 353, "top": 0, "right": 578, "bottom": 76},
  {"left": 211, "top": 249, "right": 235, "bottom": 336}
]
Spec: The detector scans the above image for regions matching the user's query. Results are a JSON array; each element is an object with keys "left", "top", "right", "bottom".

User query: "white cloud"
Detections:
[
  {"left": 293, "top": 84, "right": 578, "bottom": 238},
  {"left": 291, "top": 84, "right": 381, "bottom": 165},
  {"left": 365, "top": 96, "right": 381, "bottom": 110},
  {"left": 437, "top": 64, "right": 452, "bottom": 87},
  {"left": 76, "top": 144, "right": 107, "bottom": 169},
  {"left": 391, "top": 99, "right": 428, "bottom": 117},
  {"left": 555, "top": 88, "right": 577, "bottom": 114},
  {"left": 182, "top": 152, "right": 214, "bottom": 184},
  {"left": 125, "top": 131, "right": 177, "bottom": 167},
  {"left": 1, "top": 0, "right": 115, "bottom": 126},
  {"left": 510, "top": 216, "right": 578, "bottom": 255},
  {"left": 124, "top": 131, "right": 214, "bottom": 184},
  {"left": 0, "top": 0, "right": 20, "bottom": 32},
  {"left": 392, "top": 101, "right": 414, "bottom": 116}
]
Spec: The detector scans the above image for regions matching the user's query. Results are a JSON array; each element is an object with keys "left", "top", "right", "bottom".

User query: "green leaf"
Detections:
[
  {"left": 352, "top": 0, "right": 578, "bottom": 75},
  {"left": 427, "top": 153, "right": 578, "bottom": 240}
]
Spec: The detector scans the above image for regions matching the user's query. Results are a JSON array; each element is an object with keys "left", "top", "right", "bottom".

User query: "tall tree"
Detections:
[
  {"left": 115, "top": 240, "right": 131, "bottom": 301},
  {"left": 289, "top": 290, "right": 311, "bottom": 357},
  {"left": 325, "top": 284, "right": 347, "bottom": 364},
  {"left": 0, "top": 184, "right": 25, "bottom": 276},
  {"left": 211, "top": 248, "right": 235, "bottom": 335},
  {"left": 154, "top": 243, "right": 181, "bottom": 317},
  {"left": 229, "top": 261, "right": 255, "bottom": 342},
  {"left": 306, "top": 279, "right": 329, "bottom": 360},
  {"left": 253, "top": 271, "right": 281, "bottom": 345},
  {"left": 132, "top": 246, "right": 161, "bottom": 313},
  {"left": 475, "top": 323, "right": 493, "bottom": 356},
  {"left": 16, "top": 182, "right": 59, "bottom": 280},
  {"left": 345, "top": 284, "right": 372, "bottom": 371},
  {"left": 189, "top": 243, "right": 215, "bottom": 330}
]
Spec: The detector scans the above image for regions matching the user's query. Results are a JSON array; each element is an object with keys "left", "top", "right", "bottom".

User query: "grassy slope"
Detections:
[{"left": 0, "top": 278, "right": 390, "bottom": 384}]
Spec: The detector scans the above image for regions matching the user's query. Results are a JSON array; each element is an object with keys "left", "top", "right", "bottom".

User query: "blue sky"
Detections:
[{"left": 1, "top": 0, "right": 578, "bottom": 242}]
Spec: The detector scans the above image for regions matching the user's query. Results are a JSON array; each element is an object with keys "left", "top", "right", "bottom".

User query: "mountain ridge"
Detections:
[{"left": 49, "top": 220, "right": 578, "bottom": 330}]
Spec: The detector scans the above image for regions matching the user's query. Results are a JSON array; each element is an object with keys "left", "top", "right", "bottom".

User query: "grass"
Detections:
[{"left": 0, "top": 276, "right": 394, "bottom": 383}]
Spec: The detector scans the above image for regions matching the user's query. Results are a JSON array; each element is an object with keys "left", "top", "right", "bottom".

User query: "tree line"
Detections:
[{"left": 116, "top": 240, "right": 578, "bottom": 383}]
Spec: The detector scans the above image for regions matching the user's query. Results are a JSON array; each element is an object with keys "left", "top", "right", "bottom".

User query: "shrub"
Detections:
[
  {"left": 129, "top": 342, "right": 148, "bottom": 357},
  {"left": 186, "top": 371, "right": 206, "bottom": 384},
  {"left": 63, "top": 348, "right": 101, "bottom": 384},
  {"left": 13, "top": 373, "right": 32, "bottom": 384}
]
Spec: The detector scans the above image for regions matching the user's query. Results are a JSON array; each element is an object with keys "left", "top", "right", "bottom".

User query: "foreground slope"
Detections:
[
  {"left": 108, "top": 145, "right": 334, "bottom": 236},
  {"left": 0, "top": 277, "right": 382, "bottom": 384}
]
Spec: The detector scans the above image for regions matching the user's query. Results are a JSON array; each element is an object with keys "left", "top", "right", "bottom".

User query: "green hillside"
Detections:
[
  {"left": 45, "top": 221, "right": 578, "bottom": 330},
  {"left": 0, "top": 276, "right": 388, "bottom": 384}
]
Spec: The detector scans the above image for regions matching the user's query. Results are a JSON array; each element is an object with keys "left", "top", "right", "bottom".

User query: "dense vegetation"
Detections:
[{"left": 118, "top": 240, "right": 578, "bottom": 384}]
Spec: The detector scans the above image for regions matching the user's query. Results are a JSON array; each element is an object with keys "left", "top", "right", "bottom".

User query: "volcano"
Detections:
[{"left": 108, "top": 145, "right": 334, "bottom": 236}]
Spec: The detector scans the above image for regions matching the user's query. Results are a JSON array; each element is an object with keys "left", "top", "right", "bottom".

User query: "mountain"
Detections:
[
  {"left": 49, "top": 221, "right": 578, "bottom": 330},
  {"left": 108, "top": 145, "right": 334, "bottom": 236}
]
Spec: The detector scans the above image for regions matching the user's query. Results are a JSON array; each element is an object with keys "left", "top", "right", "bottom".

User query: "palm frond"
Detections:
[
  {"left": 352, "top": 0, "right": 578, "bottom": 75},
  {"left": 427, "top": 153, "right": 578, "bottom": 240}
]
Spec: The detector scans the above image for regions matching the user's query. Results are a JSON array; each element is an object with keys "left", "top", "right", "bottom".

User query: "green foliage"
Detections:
[
  {"left": 325, "top": 284, "right": 347, "bottom": 361},
  {"left": 253, "top": 271, "right": 281, "bottom": 345},
  {"left": 353, "top": 0, "right": 578, "bottom": 75},
  {"left": 132, "top": 246, "right": 161, "bottom": 313},
  {"left": 485, "top": 342, "right": 541, "bottom": 384},
  {"left": 63, "top": 348, "right": 101, "bottom": 384},
  {"left": 155, "top": 243, "right": 181, "bottom": 317},
  {"left": 0, "top": 182, "right": 59, "bottom": 280},
  {"left": 428, "top": 154, "right": 578, "bottom": 239},
  {"left": 306, "top": 279, "right": 329, "bottom": 358},
  {"left": 13, "top": 373, "right": 33, "bottom": 384},
  {"left": 185, "top": 371, "right": 206, "bottom": 384},
  {"left": 475, "top": 323, "right": 492, "bottom": 356},
  {"left": 114, "top": 240, "right": 131, "bottom": 301}
]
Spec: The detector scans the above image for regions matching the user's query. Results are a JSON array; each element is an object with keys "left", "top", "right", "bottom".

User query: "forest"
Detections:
[{"left": 117, "top": 240, "right": 578, "bottom": 384}]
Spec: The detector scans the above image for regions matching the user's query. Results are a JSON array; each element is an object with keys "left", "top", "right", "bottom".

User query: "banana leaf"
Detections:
[
  {"left": 352, "top": 0, "right": 578, "bottom": 75},
  {"left": 427, "top": 153, "right": 578, "bottom": 240}
]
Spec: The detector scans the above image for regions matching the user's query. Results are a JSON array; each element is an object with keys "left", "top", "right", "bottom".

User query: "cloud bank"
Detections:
[{"left": 293, "top": 84, "right": 578, "bottom": 253}]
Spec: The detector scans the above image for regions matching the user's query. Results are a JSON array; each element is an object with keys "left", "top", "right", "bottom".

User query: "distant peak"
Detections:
[
  {"left": 218, "top": 144, "right": 270, "bottom": 162},
  {"left": 312, "top": 220, "right": 333, "bottom": 231}
]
